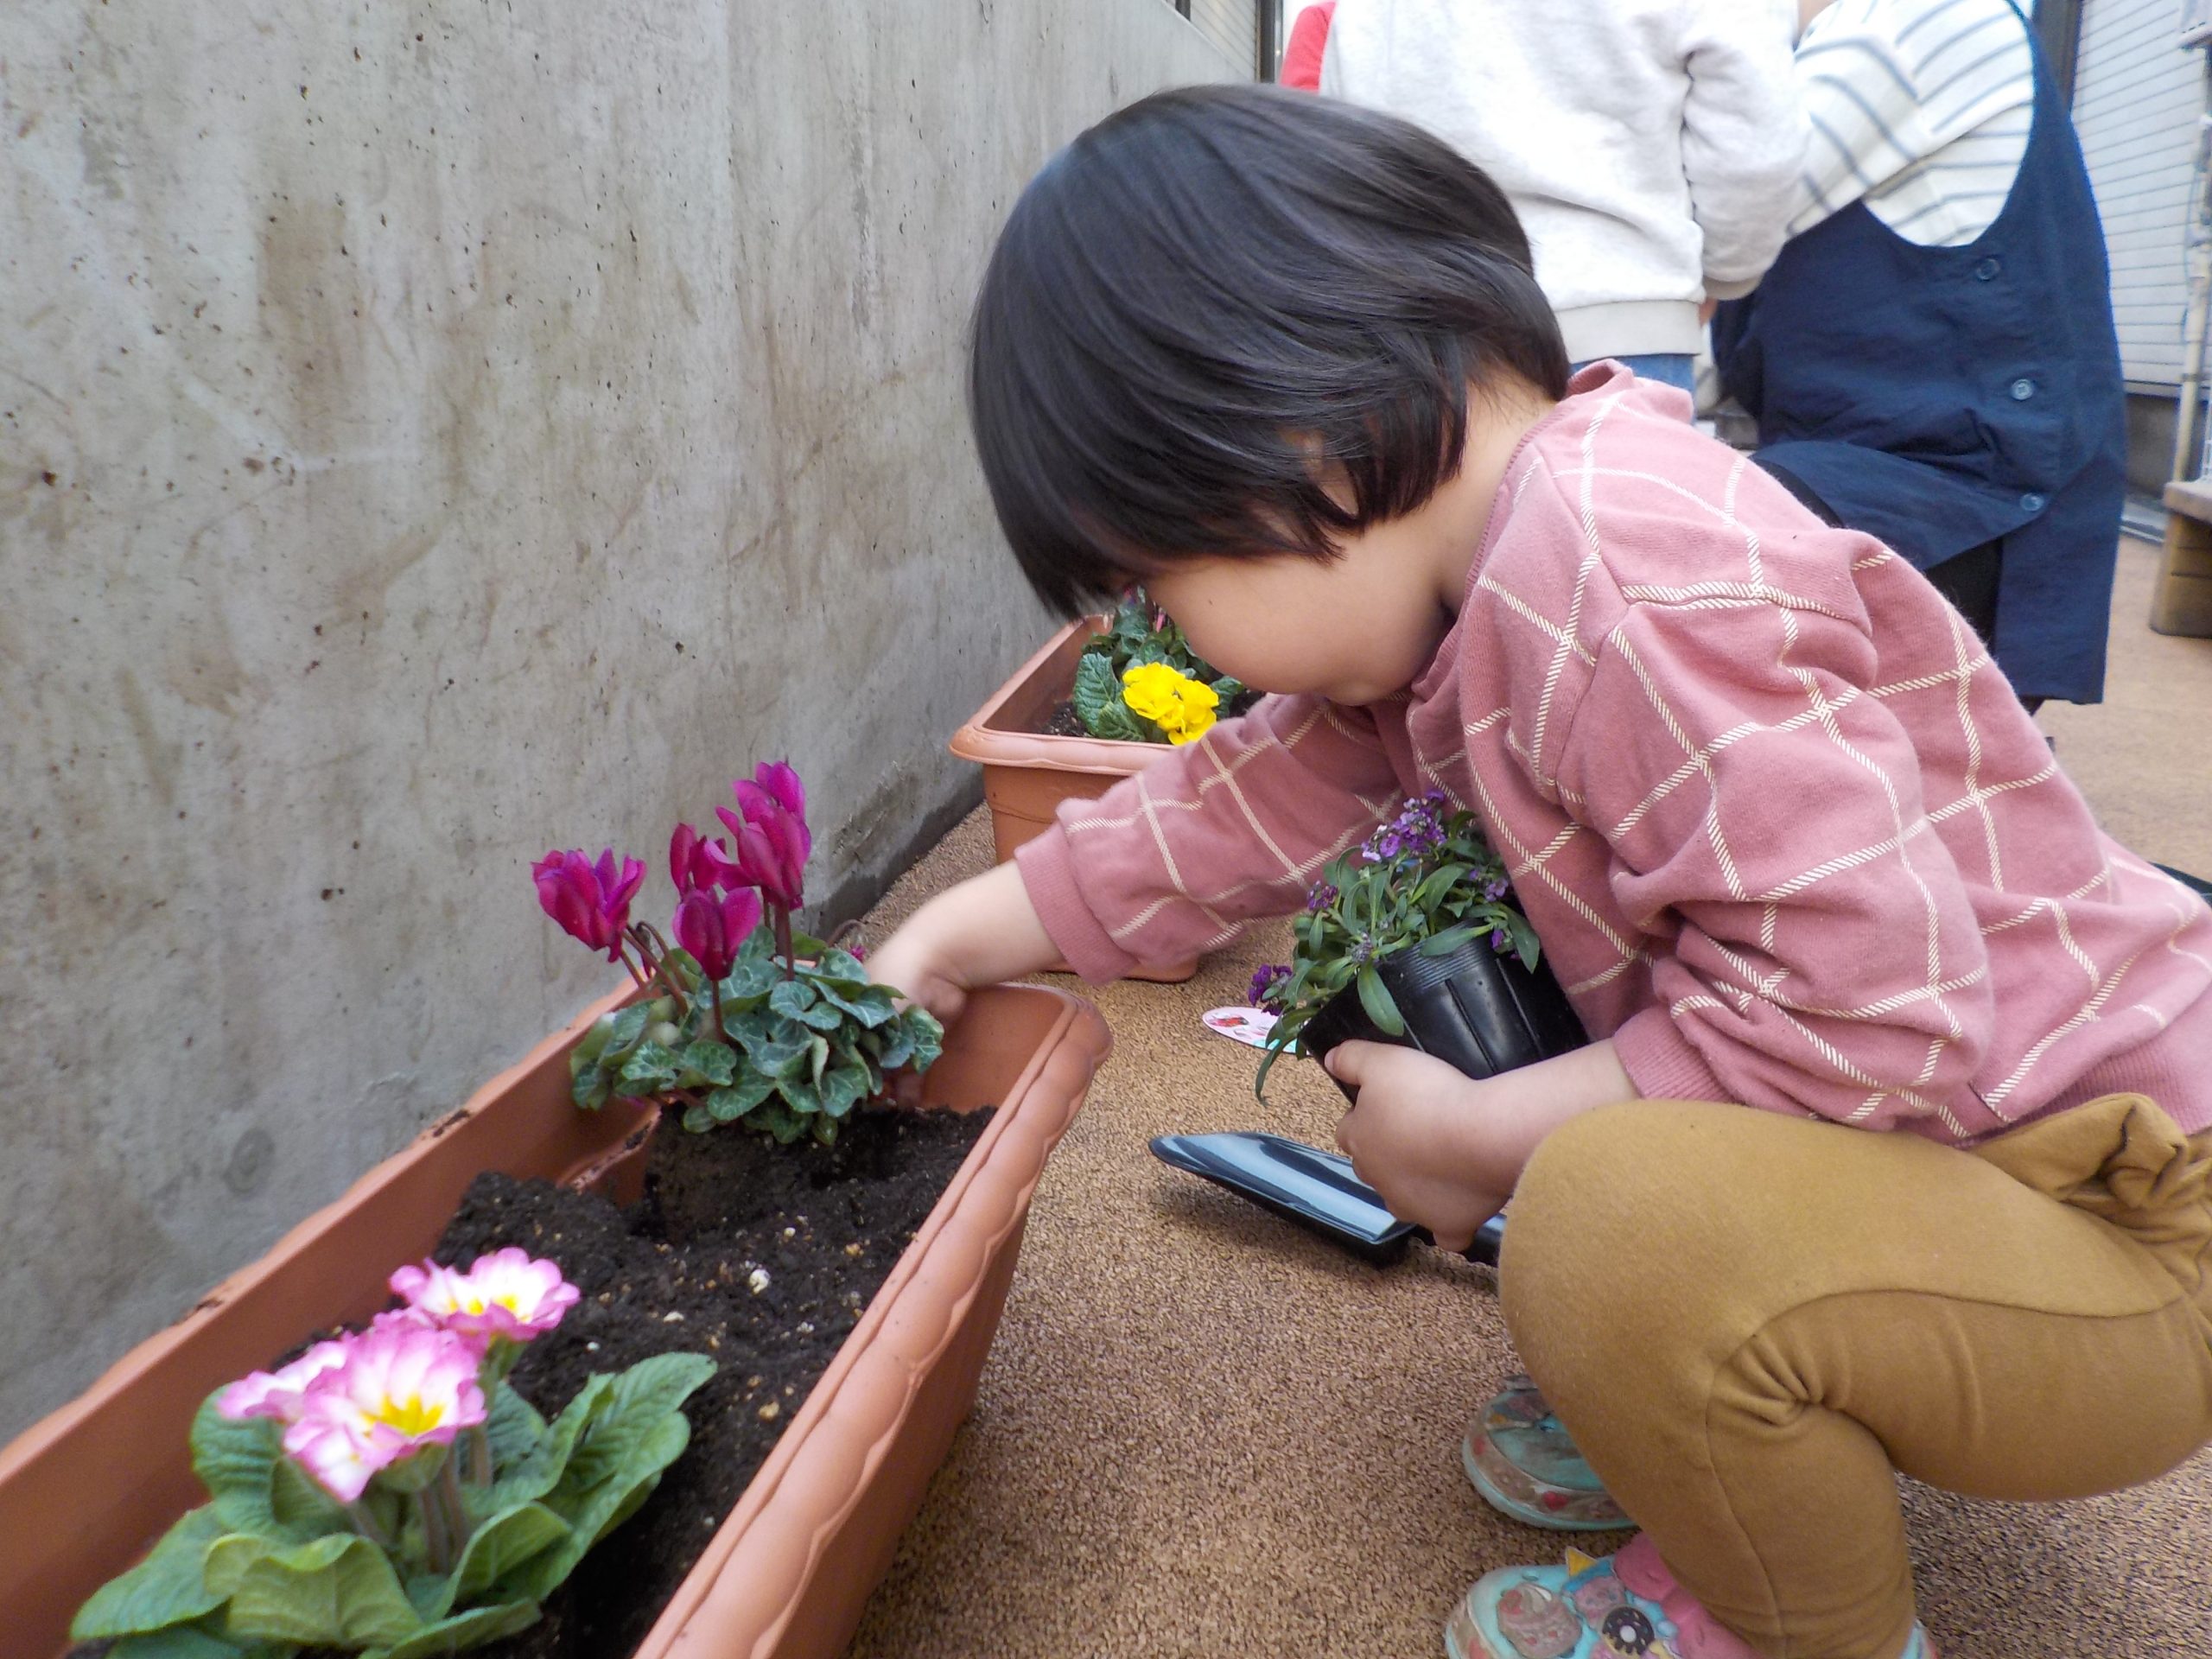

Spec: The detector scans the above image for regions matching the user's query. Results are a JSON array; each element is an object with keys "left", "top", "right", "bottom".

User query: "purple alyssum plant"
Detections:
[{"left": 1249, "top": 793, "right": 1541, "bottom": 1097}]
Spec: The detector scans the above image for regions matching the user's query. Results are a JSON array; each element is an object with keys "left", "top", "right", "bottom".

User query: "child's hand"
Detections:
[
  {"left": 1325, "top": 1037, "right": 1642, "bottom": 1251},
  {"left": 864, "top": 860, "right": 1061, "bottom": 1028},
  {"left": 1325, "top": 1042, "right": 1510, "bottom": 1251}
]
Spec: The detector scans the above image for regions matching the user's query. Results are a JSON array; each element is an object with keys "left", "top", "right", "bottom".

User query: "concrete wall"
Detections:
[{"left": 0, "top": 0, "right": 1237, "bottom": 1437}]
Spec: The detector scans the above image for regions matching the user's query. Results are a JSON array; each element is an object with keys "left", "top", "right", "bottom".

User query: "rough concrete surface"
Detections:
[
  {"left": 848, "top": 540, "right": 2212, "bottom": 1657},
  {"left": 0, "top": 0, "right": 1239, "bottom": 1435}
]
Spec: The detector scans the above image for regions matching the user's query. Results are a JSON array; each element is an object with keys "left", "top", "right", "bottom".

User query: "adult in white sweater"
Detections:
[{"left": 1319, "top": 0, "right": 1807, "bottom": 383}]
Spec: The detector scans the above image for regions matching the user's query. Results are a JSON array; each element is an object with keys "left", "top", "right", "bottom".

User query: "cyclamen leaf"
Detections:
[
  {"left": 813, "top": 978, "right": 898, "bottom": 1029},
  {"left": 707, "top": 1071, "right": 777, "bottom": 1122},
  {"left": 605, "top": 1004, "right": 652, "bottom": 1057},
  {"left": 874, "top": 1022, "right": 916, "bottom": 1072},
  {"left": 747, "top": 1027, "right": 813, "bottom": 1079},
  {"left": 899, "top": 1009, "right": 945, "bottom": 1073},
  {"left": 752, "top": 1096, "right": 806, "bottom": 1144},
  {"left": 681, "top": 1103, "right": 717, "bottom": 1135},
  {"left": 365, "top": 1599, "right": 543, "bottom": 1659},
  {"left": 770, "top": 979, "right": 843, "bottom": 1032},
  {"left": 70, "top": 1504, "right": 229, "bottom": 1639},
  {"left": 569, "top": 1064, "right": 613, "bottom": 1111},
  {"left": 207, "top": 1531, "right": 422, "bottom": 1647},
  {"left": 820, "top": 1060, "right": 870, "bottom": 1119},
  {"left": 779, "top": 1073, "right": 824, "bottom": 1120},
  {"left": 618, "top": 1043, "right": 681, "bottom": 1090},
  {"left": 677, "top": 1041, "right": 737, "bottom": 1087},
  {"left": 808, "top": 947, "right": 872, "bottom": 988}
]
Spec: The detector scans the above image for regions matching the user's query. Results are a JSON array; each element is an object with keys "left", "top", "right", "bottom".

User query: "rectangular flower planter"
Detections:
[
  {"left": 0, "top": 982, "right": 1110, "bottom": 1659},
  {"left": 950, "top": 615, "right": 1198, "bottom": 982}
]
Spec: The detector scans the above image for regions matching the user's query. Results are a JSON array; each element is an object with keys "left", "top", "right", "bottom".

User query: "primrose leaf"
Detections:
[
  {"left": 69, "top": 1504, "right": 229, "bottom": 1639},
  {"left": 365, "top": 1599, "right": 543, "bottom": 1659},
  {"left": 188, "top": 1394, "right": 285, "bottom": 1537},
  {"left": 1071, "top": 652, "right": 1119, "bottom": 733},
  {"left": 447, "top": 1503, "right": 569, "bottom": 1611},
  {"left": 484, "top": 1382, "right": 548, "bottom": 1476},
  {"left": 108, "top": 1626, "right": 276, "bottom": 1659},
  {"left": 209, "top": 1531, "right": 421, "bottom": 1647},
  {"left": 514, "top": 1356, "right": 714, "bottom": 1601},
  {"left": 488, "top": 1376, "right": 613, "bottom": 1512}
]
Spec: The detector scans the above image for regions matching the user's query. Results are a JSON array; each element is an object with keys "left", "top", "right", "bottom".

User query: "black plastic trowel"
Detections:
[{"left": 1150, "top": 1130, "right": 1506, "bottom": 1267}]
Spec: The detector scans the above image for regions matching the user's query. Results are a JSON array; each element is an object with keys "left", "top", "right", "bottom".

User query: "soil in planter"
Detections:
[{"left": 67, "top": 1106, "right": 990, "bottom": 1659}]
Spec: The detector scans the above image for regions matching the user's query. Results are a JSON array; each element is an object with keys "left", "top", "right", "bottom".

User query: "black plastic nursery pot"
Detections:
[{"left": 1299, "top": 937, "right": 1588, "bottom": 1102}]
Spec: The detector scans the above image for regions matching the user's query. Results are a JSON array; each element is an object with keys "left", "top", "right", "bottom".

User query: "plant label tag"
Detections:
[{"left": 1201, "top": 1006, "right": 1279, "bottom": 1050}]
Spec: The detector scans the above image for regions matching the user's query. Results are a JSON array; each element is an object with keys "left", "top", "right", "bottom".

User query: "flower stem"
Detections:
[
  {"left": 710, "top": 976, "right": 727, "bottom": 1041},
  {"left": 435, "top": 1454, "right": 477, "bottom": 1559},
  {"left": 346, "top": 1500, "right": 393, "bottom": 1549},
  {"left": 465, "top": 1424, "right": 493, "bottom": 1486},
  {"left": 418, "top": 1486, "right": 453, "bottom": 1574},
  {"left": 773, "top": 906, "right": 795, "bottom": 982},
  {"left": 616, "top": 941, "right": 652, "bottom": 990}
]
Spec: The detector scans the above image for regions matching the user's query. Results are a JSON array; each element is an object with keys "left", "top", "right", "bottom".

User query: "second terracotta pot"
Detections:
[{"left": 950, "top": 615, "right": 1198, "bottom": 982}]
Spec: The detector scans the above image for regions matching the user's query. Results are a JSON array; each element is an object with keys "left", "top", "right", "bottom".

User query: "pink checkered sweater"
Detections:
[{"left": 1018, "top": 365, "right": 2212, "bottom": 1143}]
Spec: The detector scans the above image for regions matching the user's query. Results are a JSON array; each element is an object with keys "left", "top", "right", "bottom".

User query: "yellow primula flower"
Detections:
[{"left": 1122, "top": 662, "right": 1220, "bottom": 744}]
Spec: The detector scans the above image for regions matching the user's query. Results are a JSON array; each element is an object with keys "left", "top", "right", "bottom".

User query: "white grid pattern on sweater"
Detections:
[{"left": 1053, "top": 384, "right": 2208, "bottom": 1127}]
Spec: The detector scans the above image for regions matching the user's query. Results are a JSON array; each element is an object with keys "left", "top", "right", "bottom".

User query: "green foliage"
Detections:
[
  {"left": 71, "top": 1353, "right": 715, "bottom": 1659},
  {"left": 570, "top": 928, "right": 944, "bottom": 1147},
  {"left": 1252, "top": 795, "right": 1542, "bottom": 1098},
  {"left": 1071, "top": 588, "right": 1245, "bottom": 743}
]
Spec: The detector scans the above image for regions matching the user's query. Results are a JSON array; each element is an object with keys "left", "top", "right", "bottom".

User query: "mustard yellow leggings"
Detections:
[{"left": 1501, "top": 1093, "right": 2212, "bottom": 1659}]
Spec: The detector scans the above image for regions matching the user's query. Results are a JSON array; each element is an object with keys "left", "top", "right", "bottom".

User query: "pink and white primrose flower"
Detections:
[
  {"left": 216, "top": 1339, "right": 353, "bottom": 1424},
  {"left": 388, "top": 1248, "right": 581, "bottom": 1344},
  {"left": 281, "top": 1324, "right": 486, "bottom": 1503}
]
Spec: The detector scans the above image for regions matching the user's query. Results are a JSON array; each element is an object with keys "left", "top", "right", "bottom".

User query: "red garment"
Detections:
[
  {"left": 1017, "top": 365, "right": 2212, "bottom": 1143},
  {"left": 1280, "top": 2, "right": 1334, "bottom": 92}
]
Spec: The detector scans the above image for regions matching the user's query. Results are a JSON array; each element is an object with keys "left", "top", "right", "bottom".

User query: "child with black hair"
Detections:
[{"left": 868, "top": 86, "right": 2212, "bottom": 1659}]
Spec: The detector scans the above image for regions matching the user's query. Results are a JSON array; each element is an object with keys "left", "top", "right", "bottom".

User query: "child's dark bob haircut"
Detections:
[{"left": 969, "top": 84, "right": 1568, "bottom": 617}]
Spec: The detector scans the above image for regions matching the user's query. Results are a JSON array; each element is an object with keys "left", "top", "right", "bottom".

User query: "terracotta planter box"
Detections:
[
  {"left": 950, "top": 615, "right": 1198, "bottom": 982},
  {"left": 0, "top": 982, "right": 1110, "bottom": 1659}
]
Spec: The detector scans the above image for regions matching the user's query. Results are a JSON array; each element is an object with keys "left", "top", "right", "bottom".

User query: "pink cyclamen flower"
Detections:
[
  {"left": 673, "top": 882, "right": 765, "bottom": 982},
  {"left": 715, "top": 762, "right": 810, "bottom": 911},
  {"left": 217, "top": 1339, "right": 353, "bottom": 1424},
  {"left": 282, "top": 1325, "right": 486, "bottom": 1503},
  {"left": 389, "top": 1248, "right": 582, "bottom": 1344},
  {"left": 669, "top": 823, "right": 743, "bottom": 896},
  {"left": 532, "top": 848, "right": 646, "bottom": 962}
]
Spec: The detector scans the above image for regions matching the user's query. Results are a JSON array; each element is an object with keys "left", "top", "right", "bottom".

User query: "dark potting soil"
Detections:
[
  {"left": 440, "top": 1103, "right": 990, "bottom": 1659},
  {"left": 66, "top": 1106, "right": 990, "bottom": 1659}
]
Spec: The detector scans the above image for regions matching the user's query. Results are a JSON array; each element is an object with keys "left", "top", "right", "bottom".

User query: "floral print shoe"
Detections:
[{"left": 1444, "top": 1535, "right": 1939, "bottom": 1659}]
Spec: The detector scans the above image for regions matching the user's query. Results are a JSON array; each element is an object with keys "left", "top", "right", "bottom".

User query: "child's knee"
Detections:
[{"left": 1500, "top": 1101, "right": 1747, "bottom": 1372}]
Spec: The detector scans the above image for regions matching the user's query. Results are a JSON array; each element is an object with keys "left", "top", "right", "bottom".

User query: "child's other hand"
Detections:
[
  {"left": 864, "top": 860, "right": 1061, "bottom": 1030},
  {"left": 1325, "top": 1041, "right": 1510, "bottom": 1253}
]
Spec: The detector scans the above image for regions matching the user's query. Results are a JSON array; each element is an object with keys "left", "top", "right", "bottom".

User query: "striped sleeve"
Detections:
[
  {"left": 1014, "top": 695, "right": 1403, "bottom": 981},
  {"left": 1789, "top": 0, "right": 2035, "bottom": 245}
]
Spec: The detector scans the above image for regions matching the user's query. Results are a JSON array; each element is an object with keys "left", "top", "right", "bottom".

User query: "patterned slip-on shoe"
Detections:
[
  {"left": 1462, "top": 1375, "right": 1630, "bottom": 1532},
  {"left": 1443, "top": 1535, "right": 1939, "bottom": 1659}
]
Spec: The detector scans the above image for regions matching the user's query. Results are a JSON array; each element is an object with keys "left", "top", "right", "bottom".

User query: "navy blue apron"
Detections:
[{"left": 1712, "top": 0, "right": 2126, "bottom": 704}]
